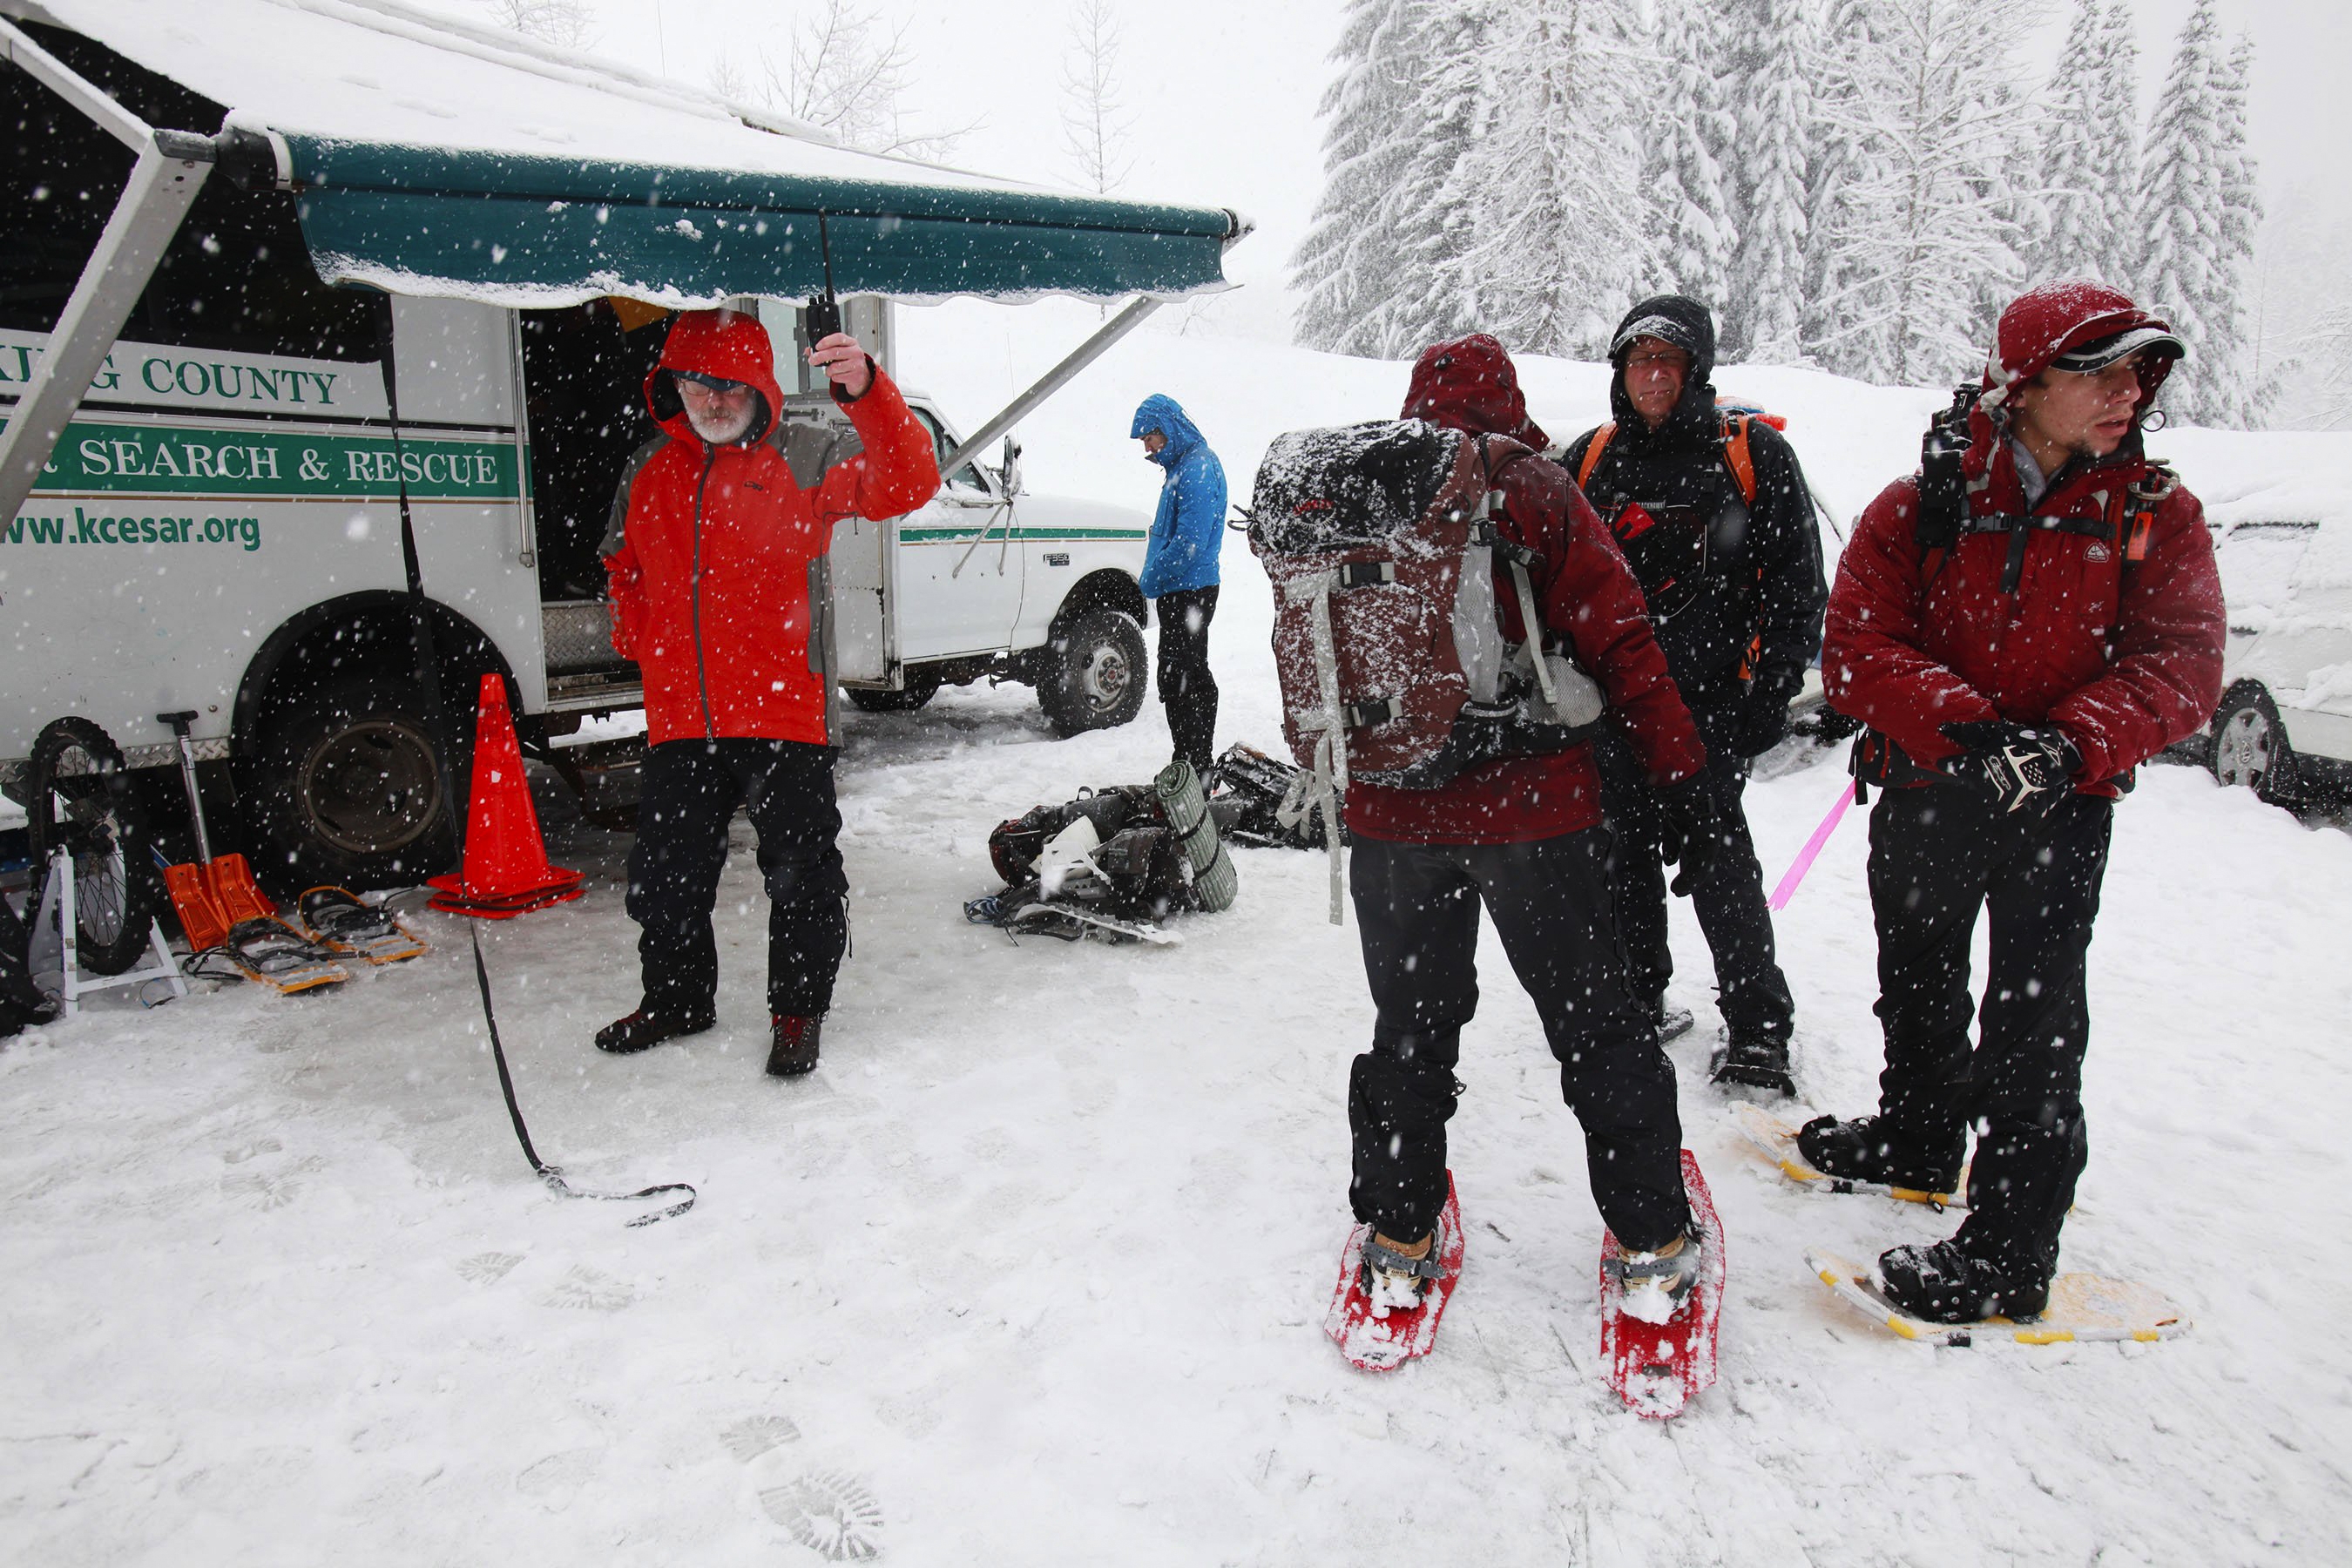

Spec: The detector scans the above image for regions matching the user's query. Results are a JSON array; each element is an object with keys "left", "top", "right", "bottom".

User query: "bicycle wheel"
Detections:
[{"left": 24, "top": 717, "right": 162, "bottom": 976}]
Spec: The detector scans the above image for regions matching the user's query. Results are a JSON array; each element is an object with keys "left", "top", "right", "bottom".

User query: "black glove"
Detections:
[
  {"left": 1654, "top": 774, "right": 1722, "bottom": 897},
  {"left": 1734, "top": 669, "right": 1804, "bottom": 759},
  {"left": 1936, "top": 720, "right": 2081, "bottom": 816}
]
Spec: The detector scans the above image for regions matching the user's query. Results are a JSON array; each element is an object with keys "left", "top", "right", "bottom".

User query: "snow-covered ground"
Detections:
[{"left": 8, "top": 314, "right": 2352, "bottom": 1564}]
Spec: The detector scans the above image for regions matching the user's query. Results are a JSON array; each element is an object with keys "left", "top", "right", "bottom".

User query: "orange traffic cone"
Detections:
[{"left": 427, "top": 673, "right": 584, "bottom": 919}]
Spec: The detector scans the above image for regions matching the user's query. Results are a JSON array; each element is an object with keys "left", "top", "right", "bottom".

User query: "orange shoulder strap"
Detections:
[
  {"left": 1721, "top": 414, "right": 1757, "bottom": 504},
  {"left": 1575, "top": 422, "right": 1617, "bottom": 490}
]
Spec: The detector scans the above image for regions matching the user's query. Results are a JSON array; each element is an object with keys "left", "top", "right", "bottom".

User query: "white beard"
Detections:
[{"left": 686, "top": 403, "right": 757, "bottom": 445}]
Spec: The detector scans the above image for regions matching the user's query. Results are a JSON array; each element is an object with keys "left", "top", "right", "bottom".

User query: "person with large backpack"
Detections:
[
  {"left": 1803, "top": 281, "right": 2224, "bottom": 1324},
  {"left": 1261, "top": 334, "right": 1721, "bottom": 1323},
  {"left": 1561, "top": 296, "right": 1827, "bottom": 1096}
]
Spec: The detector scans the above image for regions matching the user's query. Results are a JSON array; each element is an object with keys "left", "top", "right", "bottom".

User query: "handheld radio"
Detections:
[{"left": 805, "top": 212, "right": 842, "bottom": 342}]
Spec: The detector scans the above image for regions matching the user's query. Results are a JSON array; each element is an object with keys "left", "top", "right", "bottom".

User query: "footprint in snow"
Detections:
[
  {"left": 222, "top": 1172, "right": 300, "bottom": 1211},
  {"left": 760, "top": 1470, "right": 884, "bottom": 1562},
  {"left": 456, "top": 1252, "right": 523, "bottom": 1285},
  {"left": 542, "top": 1265, "right": 634, "bottom": 1312},
  {"left": 720, "top": 1414, "right": 801, "bottom": 1462},
  {"left": 515, "top": 1446, "right": 604, "bottom": 1504},
  {"left": 221, "top": 1138, "right": 282, "bottom": 1165}
]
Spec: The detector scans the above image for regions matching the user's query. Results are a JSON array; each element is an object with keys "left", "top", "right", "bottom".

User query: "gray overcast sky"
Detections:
[{"left": 452, "top": 0, "right": 2350, "bottom": 341}]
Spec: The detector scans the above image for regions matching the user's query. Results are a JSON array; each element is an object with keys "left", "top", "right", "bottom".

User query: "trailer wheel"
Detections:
[
  {"left": 252, "top": 679, "right": 460, "bottom": 892},
  {"left": 23, "top": 718, "right": 163, "bottom": 976},
  {"left": 1037, "top": 609, "right": 1148, "bottom": 737}
]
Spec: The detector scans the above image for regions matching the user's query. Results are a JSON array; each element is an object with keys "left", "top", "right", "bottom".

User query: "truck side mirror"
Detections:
[{"left": 999, "top": 436, "right": 1024, "bottom": 497}]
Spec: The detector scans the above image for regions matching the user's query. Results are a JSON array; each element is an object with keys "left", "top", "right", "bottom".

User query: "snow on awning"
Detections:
[{"left": 13, "top": 0, "right": 1247, "bottom": 308}]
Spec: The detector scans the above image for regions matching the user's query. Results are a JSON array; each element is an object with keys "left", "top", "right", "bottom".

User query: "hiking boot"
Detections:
[
  {"left": 1650, "top": 998, "right": 1696, "bottom": 1044},
  {"left": 1710, "top": 1028, "right": 1794, "bottom": 1097},
  {"left": 1610, "top": 1228, "right": 1703, "bottom": 1325},
  {"left": 594, "top": 1004, "right": 715, "bottom": 1055},
  {"left": 1879, "top": 1239, "right": 2048, "bottom": 1324},
  {"left": 766, "top": 1013, "right": 823, "bottom": 1078},
  {"left": 1360, "top": 1227, "right": 1443, "bottom": 1319},
  {"left": 1794, "top": 1114, "right": 1963, "bottom": 1194}
]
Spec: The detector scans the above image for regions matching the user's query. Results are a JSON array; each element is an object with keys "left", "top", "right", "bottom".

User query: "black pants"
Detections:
[
  {"left": 1152, "top": 586, "right": 1219, "bottom": 774},
  {"left": 1347, "top": 830, "right": 1687, "bottom": 1251},
  {"left": 1867, "top": 784, "right": 2113, "bottom": 1286},
  {"left": 626, "top": 738, "right": 848, "bottom": 1018},
  {"left": 1596, "top": 707, "right": 1794, "bottom": 1040}
]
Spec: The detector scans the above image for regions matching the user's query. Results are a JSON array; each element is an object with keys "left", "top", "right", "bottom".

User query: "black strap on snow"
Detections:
[
  {"left": 470, "top": 934, "right": 696, "bottom": 1226},
  {"left": 374, "top": 300, "right": 693, "bottom": 1230}
]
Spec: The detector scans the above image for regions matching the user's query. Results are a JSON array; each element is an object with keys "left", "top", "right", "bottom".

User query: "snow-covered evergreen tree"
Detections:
[
  {"left": 1641, "top": 0, "right": 1739, "bottom": 317},
  {"left": 1799, "top": 0, "right": 1876, "bottom": 368},
  {"left": 1456, "top": 0, "right": 1653, "bottom": 359},
  {"left": 2035, "top": 0, "right": 2139, "bottom": 288},
  {"left": 1719, "top": 0, "right": 1813, "bottom": 363},
  {"left": 2139, "top": 0, "right": 2261, "bottom": 427},
  {"left": 1802, "top": 0, "right": 2032, "bottom": 386},
  {"left": 1386, "top": 1, "right": 1501, "bottom": 354},
  {"left": 1291, "top": 0, "right": 1427, "bottom": 355}
]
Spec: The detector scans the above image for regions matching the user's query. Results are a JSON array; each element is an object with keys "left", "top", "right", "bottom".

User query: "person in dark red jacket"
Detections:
[
  {"left": 595, "top": 308, "right": 940, "bottom": 1075},
  {"left": 1344, "top": 334, "right": 1721, "bottom": 1316},
  {"left": 1805, "top": 282, "right": 2225, "bottom": 1322}
]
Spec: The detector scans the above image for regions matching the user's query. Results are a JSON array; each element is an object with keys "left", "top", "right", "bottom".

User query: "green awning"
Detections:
[{"left": 283, "top": 138, "right": 1245, "bottom": 307}]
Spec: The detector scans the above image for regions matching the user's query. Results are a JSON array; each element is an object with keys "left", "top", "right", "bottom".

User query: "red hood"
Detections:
[
  {"left": 644, "top": 308, "right": 788, "bottom": 447},
  {"left": 1402, "top": 334, "right": 1550, "bottom": 450},
  {"left": 1969, "top": 281, "right": 2179, "bottom": 474}
]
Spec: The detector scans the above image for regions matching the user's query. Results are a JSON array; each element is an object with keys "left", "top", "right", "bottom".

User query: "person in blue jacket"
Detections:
[{"left": 1131, "top": 394, "right": 1227, "bottom": 774}]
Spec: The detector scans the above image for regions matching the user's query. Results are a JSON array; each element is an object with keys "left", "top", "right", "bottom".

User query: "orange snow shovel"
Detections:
[{"left": 156, "top": 709, "right": 277, "bottom": 950}]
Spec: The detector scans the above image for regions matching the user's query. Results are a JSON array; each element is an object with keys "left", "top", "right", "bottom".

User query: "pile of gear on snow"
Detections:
[{"left": 963, "top": 744, "right": 1340, "bottom": 945}]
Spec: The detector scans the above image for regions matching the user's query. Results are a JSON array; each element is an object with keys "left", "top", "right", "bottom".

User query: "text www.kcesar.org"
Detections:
[{"left": 3, "top": 505, "right": 260, "bottom": 551}]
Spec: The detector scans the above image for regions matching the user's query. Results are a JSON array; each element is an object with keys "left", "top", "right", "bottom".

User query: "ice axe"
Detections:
[{"left": 155, "top": 709, "right": 276, "bottom": 950}]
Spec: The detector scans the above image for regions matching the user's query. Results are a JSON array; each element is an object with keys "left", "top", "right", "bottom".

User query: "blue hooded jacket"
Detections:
[{"left": 1131, "top": 394, "right": 1225, "bottom": 598}]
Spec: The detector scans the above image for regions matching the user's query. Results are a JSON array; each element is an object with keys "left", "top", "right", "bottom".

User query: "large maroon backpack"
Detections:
[{"left": 1245, "top": 420, "right": 1603, "bottom": 918}]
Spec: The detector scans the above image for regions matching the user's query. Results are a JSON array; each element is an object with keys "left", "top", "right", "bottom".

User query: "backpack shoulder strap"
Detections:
[
  {"left": 1574, "top": 423, "right": 1616, "bottom": 490},
  {"left": 1720, "top": 413, "right": 1757, "bottom": 504}
]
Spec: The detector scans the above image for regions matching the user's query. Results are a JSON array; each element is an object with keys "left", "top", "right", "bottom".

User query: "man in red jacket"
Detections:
[
  {"left": 1345, "top": 335, "right": 1720, "bottom": 1316},
  {"left": 1807, "top": 282, "right": 2224, "bottom": 1321},
  {"left": 595, "top": 309, "right": 940, "bottom": 1075}
]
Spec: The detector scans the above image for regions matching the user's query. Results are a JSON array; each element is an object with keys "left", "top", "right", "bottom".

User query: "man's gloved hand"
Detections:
[
  {"left": 1936, "top": 720, "right": 2081, "bottom": 816},
  {"left": 1735, "top": 668, "right": 1805, "bottom": 758},
  {"left": 1654, "top": 774, "right": 1722, "bottom": 897}
]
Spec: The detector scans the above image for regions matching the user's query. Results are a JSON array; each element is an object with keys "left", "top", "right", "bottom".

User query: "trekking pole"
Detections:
[{"left": 1767, "top": 775, "right": 1858, "bottom": 911}]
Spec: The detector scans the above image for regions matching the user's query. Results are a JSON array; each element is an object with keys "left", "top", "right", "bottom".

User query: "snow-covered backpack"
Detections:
[{"left": 1245, "top": 421, "right": 1605, "bottom": 918}]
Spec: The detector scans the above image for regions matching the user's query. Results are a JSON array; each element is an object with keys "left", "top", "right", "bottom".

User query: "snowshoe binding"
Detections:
[
  {"left": 297, "top": 886, "right": 427, "bottom": 965},
  {"left": 1877, "top": 1240, "right": 2046, "bottom": 1325},
  {"left": 1795, "top": 1113, "right": 1964, "bottom": 1198},
  {"left": 1325, "top": 1173, "right": 1465, "bottom": 1372},
  {"left": 1709, "top": 1027, "right": 1794, "bottom": 1098},
  {"left": 1598, "top": 1150, "right": 1725, "bottom": 1419}
]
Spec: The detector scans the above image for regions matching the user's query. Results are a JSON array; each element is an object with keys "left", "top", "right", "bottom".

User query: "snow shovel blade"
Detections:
[{"left": 161, "top": 855, "right": 275, "bottom": 952}]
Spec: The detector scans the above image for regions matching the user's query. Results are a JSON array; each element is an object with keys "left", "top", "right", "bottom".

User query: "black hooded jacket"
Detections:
[{"left": 1560, "top": 295, "right": 1826, "bottom": 710}]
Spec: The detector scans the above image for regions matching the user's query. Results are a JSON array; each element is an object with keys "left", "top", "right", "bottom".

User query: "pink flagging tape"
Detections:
[{"left": 1768, "top": 777, "right": 1858, "bottom": 911}]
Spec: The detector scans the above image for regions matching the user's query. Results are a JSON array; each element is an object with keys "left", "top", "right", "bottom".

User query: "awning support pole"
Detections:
[
  {"left": 0, "top": 20, "right": 215, "bottom": 525},
  {"left": 940, "top": 295, "right": 1165, "bottom": 479}
]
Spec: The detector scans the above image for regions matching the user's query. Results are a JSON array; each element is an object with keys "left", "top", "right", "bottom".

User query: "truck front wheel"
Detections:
[
  {"left": 251, "top": 679, "right": 462, "bottom": 892},
  {"left": 1037, "top": 609, "right": 1148, "bottom": 737}
]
